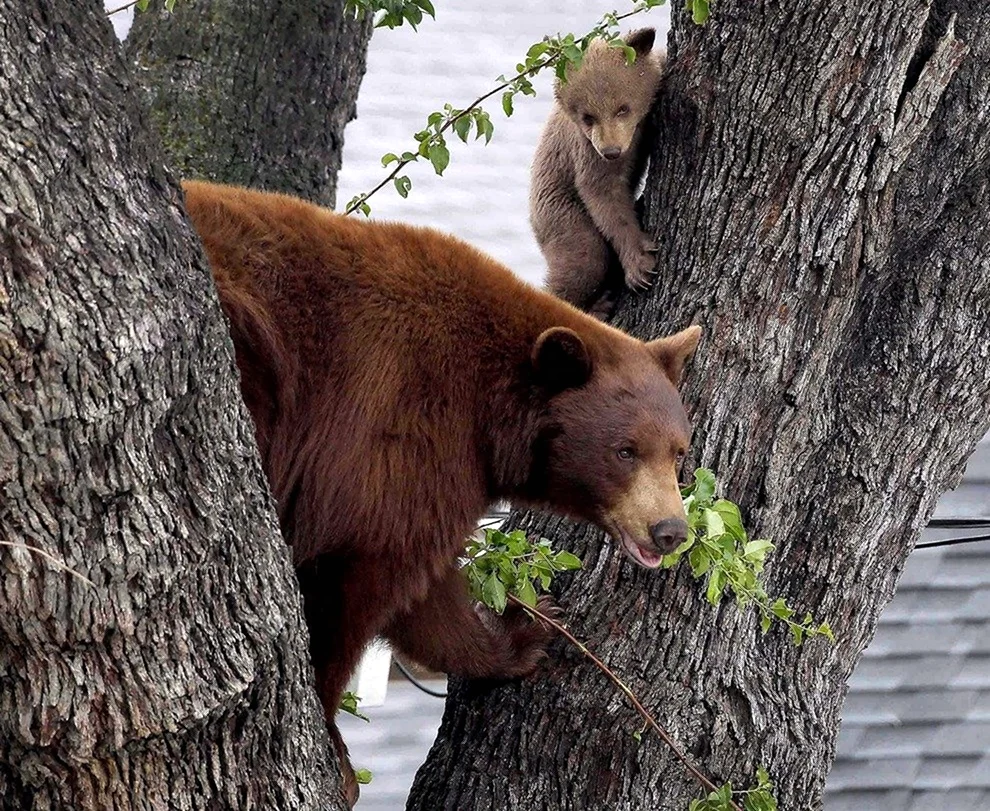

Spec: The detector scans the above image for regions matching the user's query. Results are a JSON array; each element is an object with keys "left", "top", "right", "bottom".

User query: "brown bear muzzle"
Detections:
[{"left": 649, "top": 517, "right": 688, "bottom": 554}]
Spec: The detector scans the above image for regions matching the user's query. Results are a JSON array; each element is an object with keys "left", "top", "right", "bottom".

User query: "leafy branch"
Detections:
[
  {"left": 465, "top": 528, "right": 581, "bottom": 613},
  {"left": 345, "top": 0, "right": 436, "bottom": 31},
  {"left": 465, "top": 466, "right": 829, "bottom": 809},
  {"left": 343, "top": 0, "right": 671, "bottom": 215},
  {"left": 664, "top": 469, "right": 834, "bottom": 646}
]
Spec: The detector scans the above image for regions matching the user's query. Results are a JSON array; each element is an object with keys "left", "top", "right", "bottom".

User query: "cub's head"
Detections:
[
  {"left": 530, "top": 324, "right": 701, "bottom": 568},
  {"left": 555, "top": 28, "right": 665, "bottom": 161}
]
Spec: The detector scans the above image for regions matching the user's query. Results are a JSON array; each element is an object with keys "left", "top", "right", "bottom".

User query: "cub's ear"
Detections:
[
  {"left": 625, "top": 27, "right": 656, "bottom": 58},
  {"left": 648, "top": 325, "right": 702, "bottom": 386},
  {"left": 532, "top": 327, "right": 592, "bottom": 391}
]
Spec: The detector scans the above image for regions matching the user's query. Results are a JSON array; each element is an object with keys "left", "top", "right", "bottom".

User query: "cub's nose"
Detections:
[
  {"left": 649, "top": 518, "right": 688, "bottom": 553},
  {"left": 601, "top": 146, "right": 622, "bottom": 160}
]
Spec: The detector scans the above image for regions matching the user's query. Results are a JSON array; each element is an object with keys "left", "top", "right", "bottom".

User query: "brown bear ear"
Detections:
[
  {"left": 532, "top": 327, "right": 592, "bottom": 391},
  {"left": 624, "top": 27, "right": 656, "bottom": 58},
  {"left": 648, "top": 325, "right": 702, "bottom": 386}
]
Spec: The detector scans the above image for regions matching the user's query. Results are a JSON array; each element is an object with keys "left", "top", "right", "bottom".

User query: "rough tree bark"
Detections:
[
  {"left": 127, "top": 0, "right": 373, "bottom": 207},
  {"left": 410, "top": 2, "right": 990, "bottom": 809},
  {"left": 0, "top": 1, "right": 346, "bottom": 808}
]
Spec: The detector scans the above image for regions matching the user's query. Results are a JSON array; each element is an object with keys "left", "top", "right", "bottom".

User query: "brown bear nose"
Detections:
[
  {"left": 649, "top": 518, "right": 688, "bottom": 553},
  {"left": 601, "top": 146, "right": 622, "bottom": 160}
]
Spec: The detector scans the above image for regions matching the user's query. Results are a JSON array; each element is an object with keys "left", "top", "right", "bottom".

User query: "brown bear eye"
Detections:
[
  {"left": 582, "top": 113, "right": 597, "bottom": 127},
  {"left": 615, "top": 105, "right": 630, "bottom": 117},
  {"left": 617, "top": 447, "right": 635, "bottom": 461}
]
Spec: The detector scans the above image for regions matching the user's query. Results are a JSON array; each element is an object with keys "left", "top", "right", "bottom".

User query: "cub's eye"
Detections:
[
  {"left": 617, "top": 447, "right": 636, "bottom": 461},
  {"left": 582, "top": 113, "right": 597, "bottom": 127},
  {"left": 615, "top": 105, "right": 630, "bottom": 117}
]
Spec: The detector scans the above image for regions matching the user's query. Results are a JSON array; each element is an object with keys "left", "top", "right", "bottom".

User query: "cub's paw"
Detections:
[{"left": 621, "top": 240, "right": 659, "bottom": 292}]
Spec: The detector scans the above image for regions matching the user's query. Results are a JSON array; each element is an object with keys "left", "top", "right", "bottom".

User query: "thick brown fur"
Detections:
[
  {"left": 530, "top": 28, "right": 665, "bottom": 315},
  {"left": 182, "top": 181, "right": 700, "bottom": 805}
]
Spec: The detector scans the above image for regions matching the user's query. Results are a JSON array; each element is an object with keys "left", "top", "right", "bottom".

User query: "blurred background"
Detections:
[{"left": 106, "top": 2, "right": 990, "bottom": 808}]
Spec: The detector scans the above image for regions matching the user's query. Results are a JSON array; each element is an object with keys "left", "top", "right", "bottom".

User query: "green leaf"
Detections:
[
  {"left": 760, "top": 613, "right": 772, "bottom": 634},
  {"left": 428, "top": 143, "right": 450, "bottom": 175},
  {"left": 502, "top": 91, "right": 514, "bottom": 117},
  {"left": 689, "top": 545, "right": 711, "bottom": 577},
  {"left": 453, "top": 115, "right": 472, "bottom": 143},
  {"left": 526, "top": 41, "right": 549, "bottom": 61},
  {"left": 516, "top": 577, "right": 538, "bottom": 608},
  {"left": 414, "top": 0, "right": 435, "bottom": 19},
  {"left": 743, "top": 539, "right": 774, "bottom": 563},
  {"left": 553, "top": 550, "right": 583, "bottom": 571},
  {"left": 693, "top": 0, "right": 711, "bottom": 25},
  {"left": 691, "top": 468, "right": 717, "bottom": 506},
  {"left": 338, "top": 691, "right": 369, "bottom": 721},
  {"left": 394, "top": 175, "right": 412, "bottom": 198},
  {"left": 482, "top": 573, "right": 507, "bottom": 614},
  {"left": 381, "top": 152, "right": 400, "bottom": 167},
  {"left": 712, "top": 499, "right": 746, "bottom": 540},
  {"left": 137, "top": 0, "right": 151, "bottom": 10},
  {"left": 705, "top": 568, "right": 727, "bottom": 605},
  {"left": 354, "top": 768, "right": 373, "bottom": 785},
  {"left": 770, "top": 598, "right": 794, "bottom": 621},
  {"left": 790, "top": 623, "right": 805, "bottom": 646},
  {"left": 703, "top": 508, "right": 725, "bottom": 538}
]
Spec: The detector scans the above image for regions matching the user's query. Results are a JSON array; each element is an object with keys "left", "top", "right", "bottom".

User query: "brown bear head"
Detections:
[
  {"left": 555, "top": 27, "right": 665, "bottom": 162},
  {"left": 530, "top": 324, "right": 701, "bottom": 568}
]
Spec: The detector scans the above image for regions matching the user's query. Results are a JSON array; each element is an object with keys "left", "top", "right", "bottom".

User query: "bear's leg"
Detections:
[
  {"left": 383, "top": 563, "right": 555, "bottom": 679},
  {"left": 542, "top": 207, "right": 617, "bottom": 316},
  {"left": 297, "top": 556, "right": 390, "bottom": 808}
]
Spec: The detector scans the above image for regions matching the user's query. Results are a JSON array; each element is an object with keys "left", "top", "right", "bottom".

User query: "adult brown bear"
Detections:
[{"left": 183, "top": 181, "right": 701, "bottom": 804}]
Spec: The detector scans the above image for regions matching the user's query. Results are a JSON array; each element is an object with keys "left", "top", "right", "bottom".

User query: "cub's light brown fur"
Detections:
[
  {"left": 530, "top": 28, "right": 665, "bottom": 314},
  {"left": 182, "top": 180, "right": 699, "bottom": 805}
]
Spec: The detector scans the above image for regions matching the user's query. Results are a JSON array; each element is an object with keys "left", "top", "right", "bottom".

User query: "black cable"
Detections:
[
  {"left": 915, "top": 533, "right": 990, "bottom": 550},
  {"left": 926, "top": 517, "right": 990, "bottom": 528},
  {"left": 394, "top": 658, "right": 448, "bottom": 698}
]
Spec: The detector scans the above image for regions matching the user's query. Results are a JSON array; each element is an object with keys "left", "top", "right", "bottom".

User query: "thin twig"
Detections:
[
  {"left": 106, "top": 0, "right": 141, "bottom": 16},
  {"left": 344, "top": 5, "right": 651, "bottom": 215},
  {"left": 509, "top": 594, "right": 742, "bottom": 811},
  {"left": 345, "top": 55, "right": 554, "bottom": 214},
  {"left": 0, "top": 540, "right": 96, "bottom": 587}
]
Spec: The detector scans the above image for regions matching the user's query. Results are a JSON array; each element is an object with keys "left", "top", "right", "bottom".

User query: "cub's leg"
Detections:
[
  {"left": 383, "top": 563, "right": 555, "bottom": 679},
  {"left": 541, "top": 201, "right": 615, "bottom": 314}
]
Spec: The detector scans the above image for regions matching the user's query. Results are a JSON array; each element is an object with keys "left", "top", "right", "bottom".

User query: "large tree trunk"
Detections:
[
  {"left": 410, "top": 2, "right": 990, "bottom": 809},
  {"left": 0, "top": 1, "right": 346, "bottom": 808},
  {"left": 126, "top": 0, "right": 373, "bottom": 207}
]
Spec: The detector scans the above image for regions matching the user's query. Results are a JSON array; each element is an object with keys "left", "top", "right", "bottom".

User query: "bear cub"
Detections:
[{"left": 530, "top": 28, "right": 665, "bottom": 315}]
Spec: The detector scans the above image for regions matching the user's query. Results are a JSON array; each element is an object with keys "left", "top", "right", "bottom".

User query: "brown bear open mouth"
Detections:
[{"left": 602, "top": 519, "right": 665, "bottom": 569}]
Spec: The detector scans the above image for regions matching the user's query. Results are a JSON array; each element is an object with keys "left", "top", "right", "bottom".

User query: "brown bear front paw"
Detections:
[
  {"left": 621, "top": 242, "right": 658, "bottom": 292},
  {"left": 500, "top": 595, "right": 560, "bottom": 677}
]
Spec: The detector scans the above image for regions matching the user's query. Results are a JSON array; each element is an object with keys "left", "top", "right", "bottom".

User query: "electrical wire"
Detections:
[{"left": 394, "top": 658, "right": 448, "bottom": 698}]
